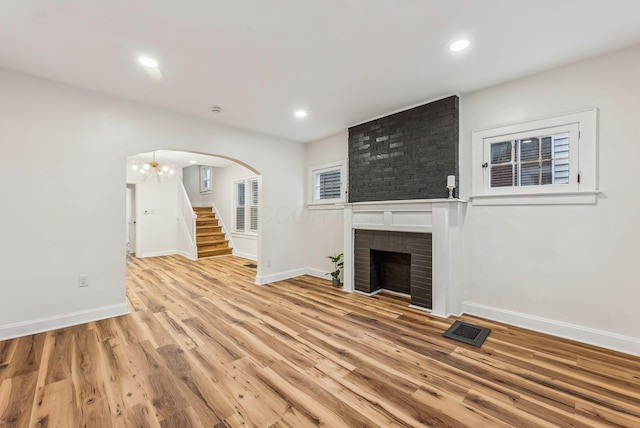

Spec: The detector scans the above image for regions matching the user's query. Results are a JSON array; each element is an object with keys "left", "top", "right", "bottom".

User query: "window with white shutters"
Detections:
[
  {"left": 472, "top": 109, "right": 598, "bottom": 205},
  {"left": 249, "top": 179, "right": 258, "bottom": 232},
  {"left": 235, "top": 181, "right": 245, "bottom": 232},
  {"left": 308, "top": 161, "right": 346, "bottom": 205},
  {"left": 234, "top": 177, "right": 259, "bottom": 234}
]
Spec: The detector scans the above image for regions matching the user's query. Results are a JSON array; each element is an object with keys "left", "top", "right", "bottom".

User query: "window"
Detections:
[
  {"left": 234, "top": 177, "right": 259, "bottom": 234},
  {"left": 308, "top": 161, "right": 346, "bottom": 205},
  {"left": 471, "top": 109, "right": 598, "bottom": 205},
  {"left": 200, "top": 166, "right": 212, "bottom": 193}
]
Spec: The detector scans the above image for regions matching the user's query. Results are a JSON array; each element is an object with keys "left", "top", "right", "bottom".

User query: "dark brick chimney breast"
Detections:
[{"left": 348, "top": 95, "right": 459, "bottom": 202}]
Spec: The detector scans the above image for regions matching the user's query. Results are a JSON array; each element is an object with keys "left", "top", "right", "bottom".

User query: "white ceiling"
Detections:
[{"left": 2, "top": 1, "right": 640, "bottom": 143}]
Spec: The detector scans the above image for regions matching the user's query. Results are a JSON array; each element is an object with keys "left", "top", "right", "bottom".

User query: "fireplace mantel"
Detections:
[{"left": 343, "top": 199, "right": 466, "bottom": 318}]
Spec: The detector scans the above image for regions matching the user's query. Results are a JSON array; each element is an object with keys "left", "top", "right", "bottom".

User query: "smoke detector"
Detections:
[{"left": 210, "top": 106, "right": 223, "bottom": 113}]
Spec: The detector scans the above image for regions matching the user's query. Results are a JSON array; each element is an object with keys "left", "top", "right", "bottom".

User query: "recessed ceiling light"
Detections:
[
  {"left": 138, "top": 56, "right": 158, "bottom": 67},
  {"left": 449, "top": 39, "right": 470, "bottom": 52},
  {"left": 294, "top": 110, "right": 307, "bottom": 118},
  {"left": 189, "top": 160, "right": 197, "bottom": 164}
]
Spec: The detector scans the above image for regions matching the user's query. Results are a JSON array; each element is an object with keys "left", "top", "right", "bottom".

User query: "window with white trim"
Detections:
[
  {"left": 200, "top": 166, "right": 212, "bottom": 193},
  {"left": 234, "top": 177, "right": 259, "bottom": 233},
  {"left": 471, "top": 109, "right": 598, "bottom": 205},
  {"left": 308, "top": 161, "right": 346, "bottom": 205}
]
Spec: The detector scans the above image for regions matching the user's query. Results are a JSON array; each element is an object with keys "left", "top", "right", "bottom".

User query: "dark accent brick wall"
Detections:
[
  {"left": 348, "top": 96, "right": 459, "bottom": 202},
  {"left": 354, "top": 230, "right": 432, "bottom": 309}
]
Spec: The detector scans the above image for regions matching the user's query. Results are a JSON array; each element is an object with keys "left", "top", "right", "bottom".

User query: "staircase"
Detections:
[{"left": 193, "top": 206, "right": 233, "bottom": 258}]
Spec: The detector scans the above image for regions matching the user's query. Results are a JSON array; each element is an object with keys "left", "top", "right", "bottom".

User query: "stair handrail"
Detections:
[{"left": 177, "top": 181, "right": 197, "bottom": 245}]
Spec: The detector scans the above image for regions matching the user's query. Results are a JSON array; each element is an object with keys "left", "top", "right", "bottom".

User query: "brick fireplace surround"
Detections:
[{"left": 343, "top": 199, "right": 465, "bottom": 318}]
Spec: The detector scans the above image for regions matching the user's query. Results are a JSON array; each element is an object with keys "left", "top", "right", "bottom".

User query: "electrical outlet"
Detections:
[
  {"left": 266, "top": 260, "right": 271, "bottom": 267},
  {"left": 78, "top": 275, "right": 89, "bottom": 287}
]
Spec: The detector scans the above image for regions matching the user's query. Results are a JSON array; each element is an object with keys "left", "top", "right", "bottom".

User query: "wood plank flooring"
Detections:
[{"left": 1, "top": 255, "right": 639, "bottom": 427}]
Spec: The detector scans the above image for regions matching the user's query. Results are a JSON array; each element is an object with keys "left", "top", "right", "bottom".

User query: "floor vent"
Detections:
[
  {"left": 443, "top": 320, "right": 491, "bottom": 347},
  {"left": 244, "top": 263, "right": 258, "bottom": 269}
]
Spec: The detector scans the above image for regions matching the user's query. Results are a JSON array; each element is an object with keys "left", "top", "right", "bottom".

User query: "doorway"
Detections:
[{"left": 126, "top": 183, "right": 136, "bottom": 255}]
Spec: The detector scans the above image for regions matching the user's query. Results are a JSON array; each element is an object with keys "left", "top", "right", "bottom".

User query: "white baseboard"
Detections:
[
  {"left": 232, "top": 250, "right": 257, "bottom": 261},
  {"left": 462, "top": 301, "right": 640, "bottom": 357},
  {"left": 305, "top": 267, "right": 328, "bottom": 280},
  {"left": 177, "top": 249, "right": 198, "bottom": 261},
  {"left": 139, "top": 249, "right": 177, "bottom": 258},
  {"left": 0, "top": 303, "right": 130, "bottom": 341},
  {"left": 256, "top": 267, "right": 308, "bottom": 285}
]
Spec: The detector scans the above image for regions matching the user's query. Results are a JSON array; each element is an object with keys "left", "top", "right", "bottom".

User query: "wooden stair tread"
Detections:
[
  {"left": 197, "top": 248, "right": 233, "bottom": 257},
  {"left": 193, "top": 206, "right": 232, "bottom": 259}
]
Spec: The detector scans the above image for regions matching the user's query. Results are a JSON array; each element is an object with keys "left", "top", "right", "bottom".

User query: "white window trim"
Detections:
[
  {"left": 233, "top": 175, "right": 259, "bottom": 237},
  {"left": 471, "top": 108, "right": 599, "bottom": 206},
  {"left": 200, "top": 166, "right": 212, "bottom": 193},
  {"left": 307, "top": 160, "right": 347, "bottom": 208}
]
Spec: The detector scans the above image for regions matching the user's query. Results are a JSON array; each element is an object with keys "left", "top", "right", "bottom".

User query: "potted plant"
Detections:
[{"left": 326, "top": 253, "right": 344, "bottom": 287}]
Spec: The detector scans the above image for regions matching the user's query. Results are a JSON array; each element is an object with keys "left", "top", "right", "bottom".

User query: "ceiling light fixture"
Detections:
[
  {"left": 138, "top": 56, "right": 158, "bottom": 68},
  {"left": 449, "top": 39, "right": 470, "bottom": 52},
  {"left": 294, "top": 110, "right": 307, "bottom": 118},
  {"left": 189, "top": 160, "right": 197, "bottom": 164},
  {"left": 210, "top": 106, "right": 223, "bottom": 114},
  {"left": 130, "top": 151, "right": 175, "bottom": 182}
]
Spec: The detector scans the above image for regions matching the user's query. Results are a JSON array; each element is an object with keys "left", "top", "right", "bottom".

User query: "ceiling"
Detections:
[{"left": 2, "top": 1, "right": 640, "bottom": 143}]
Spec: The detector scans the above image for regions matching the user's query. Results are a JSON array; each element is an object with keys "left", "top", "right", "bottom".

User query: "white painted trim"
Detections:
[
  {"left": 353, "top": 288, "right": 384, "bottom": 297},
  {"left": 211, "top": 200, "right": 235, "bottom": 251},
  {"left": 233, "top": 250, "right": 257, "bottom": 261},
  {"left": 470, "top": 191, "right": 600, "bottom": 206},
  {"left": 305, "top": 267, "right": 328, "bottom": 279},
  {"left": 138, "top": 250, "right": 177, "bottom": 258},
  {"left": 0, "top": 303, "right": 129, "bottom": 341},
  {"left": 462, "top": 301, "right": 640, "bottom": 357},
  {"left": 255, "top": 268, "right": 308, "bottom": 285},
  {"left": 177, "top": 250, "right": 197, "bottom": 261}
]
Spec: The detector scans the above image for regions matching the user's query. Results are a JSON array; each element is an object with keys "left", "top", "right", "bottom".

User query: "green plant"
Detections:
[{"left": 326, "top": 253, "right": 344, "bottom": 280}]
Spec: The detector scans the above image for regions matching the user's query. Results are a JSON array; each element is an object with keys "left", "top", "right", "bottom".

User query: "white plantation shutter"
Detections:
[
  {"left": 235, "top": 181, "right": 245, "bottom": 232},
  {"left": 489, "top": 132, "right": 571, "bottom": 189},
  {"left": 249, "top": 179, "right": 258, "bottom": 232},
  {"left": 315, "top": 169, "right": 342, "bottom": 201}
]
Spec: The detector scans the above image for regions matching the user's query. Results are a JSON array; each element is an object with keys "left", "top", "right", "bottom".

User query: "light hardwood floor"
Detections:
[{"left": 1, "top": 255, "right": 639, "bottom": 427}]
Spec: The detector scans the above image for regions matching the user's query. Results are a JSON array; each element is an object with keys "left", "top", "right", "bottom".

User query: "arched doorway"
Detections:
[{"left": 125, "top": 149, "right": 262, "bottom": 281}]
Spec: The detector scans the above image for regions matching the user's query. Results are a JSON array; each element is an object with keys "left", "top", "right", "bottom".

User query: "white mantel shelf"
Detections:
[{"left": 343, "top": 198, "right": 466, "bottom": 318}]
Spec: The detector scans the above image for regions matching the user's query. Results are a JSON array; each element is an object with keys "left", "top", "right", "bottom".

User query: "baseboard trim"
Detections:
[
  {"left": 0, "top": 303, "right": 130, "bottom": 341},
  {"left": 305, "top": 268, "right": 328, "bottom": 280},
  {"left": 462, "top": 301, "right": 640, "bottom": 357},
  {"left": 139, "top": 250, "right": 177, "bottom": 258},
  {"left": 255, "top": 268, "right": 308, "bottom": 285},
  {"left": 177, "top": 249, "right": 197, "bottom": 261},
  {"left": 232, "top": 250, "right": 257, "bottom": 261}
]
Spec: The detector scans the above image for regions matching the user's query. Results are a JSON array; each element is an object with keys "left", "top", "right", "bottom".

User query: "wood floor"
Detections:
[{"left": 1, "top": 256, "right": 639, "bottom": 427}]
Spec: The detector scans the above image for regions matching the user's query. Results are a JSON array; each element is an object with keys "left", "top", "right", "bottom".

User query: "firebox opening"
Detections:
[{"left": 370, "top": 250, "right": 411, "bottom": 295}]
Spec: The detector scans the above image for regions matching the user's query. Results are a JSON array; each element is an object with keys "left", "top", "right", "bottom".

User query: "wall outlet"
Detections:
[
  {"left": 78, "top": 275, "right": 89, "bottom": 287},
  {"left": 266, "top": 260, "right": 271, "bottom": 267}
]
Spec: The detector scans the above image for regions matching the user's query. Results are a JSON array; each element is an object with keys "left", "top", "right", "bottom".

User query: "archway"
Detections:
[{"left": 125, "top": 149, "right": 262, "bottom": 282}]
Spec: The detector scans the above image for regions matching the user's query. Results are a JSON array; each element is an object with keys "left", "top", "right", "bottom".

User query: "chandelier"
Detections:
[{"left": 130, "top": 151, "right": 176, "bottom": 181}]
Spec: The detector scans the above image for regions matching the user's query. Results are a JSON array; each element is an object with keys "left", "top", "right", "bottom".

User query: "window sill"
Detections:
[
  {"left": 470, "top": 190, "right": 600, "bottom": 206},
  {"left": 307, "top": 202, "right": 345, "bottom": 211}
]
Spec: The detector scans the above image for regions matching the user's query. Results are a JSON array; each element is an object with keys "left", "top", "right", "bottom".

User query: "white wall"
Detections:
[
  {"left": 459, "top": 44, "right": 640, "bottom": 354},
  {"left": 183, "top": 165, "right": 215, "bottom": 206},
  {"left": 211, "top": 163, "right": 259, "bottom": 260},
  {"left": 303, "top": 131, "right": 348, "bottom": 278},
  {"left": 0, "top": 67, "right": 305, "bottom": 339},
  {"left": 126, "top": 169, "right": 183, "bottom": 258}
]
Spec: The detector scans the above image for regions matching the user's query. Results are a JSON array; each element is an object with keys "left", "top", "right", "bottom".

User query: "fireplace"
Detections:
[
  {"left": 343, "top": 199, "right": 464, "bottom": 317},
  {"left": 354, "top": 230, "right": 432, "bottom": 309}
]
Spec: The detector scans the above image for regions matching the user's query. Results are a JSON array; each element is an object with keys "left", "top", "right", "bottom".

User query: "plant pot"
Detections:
[{"left": 331, "top": 278, "right": 341, "bottom": 288}]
